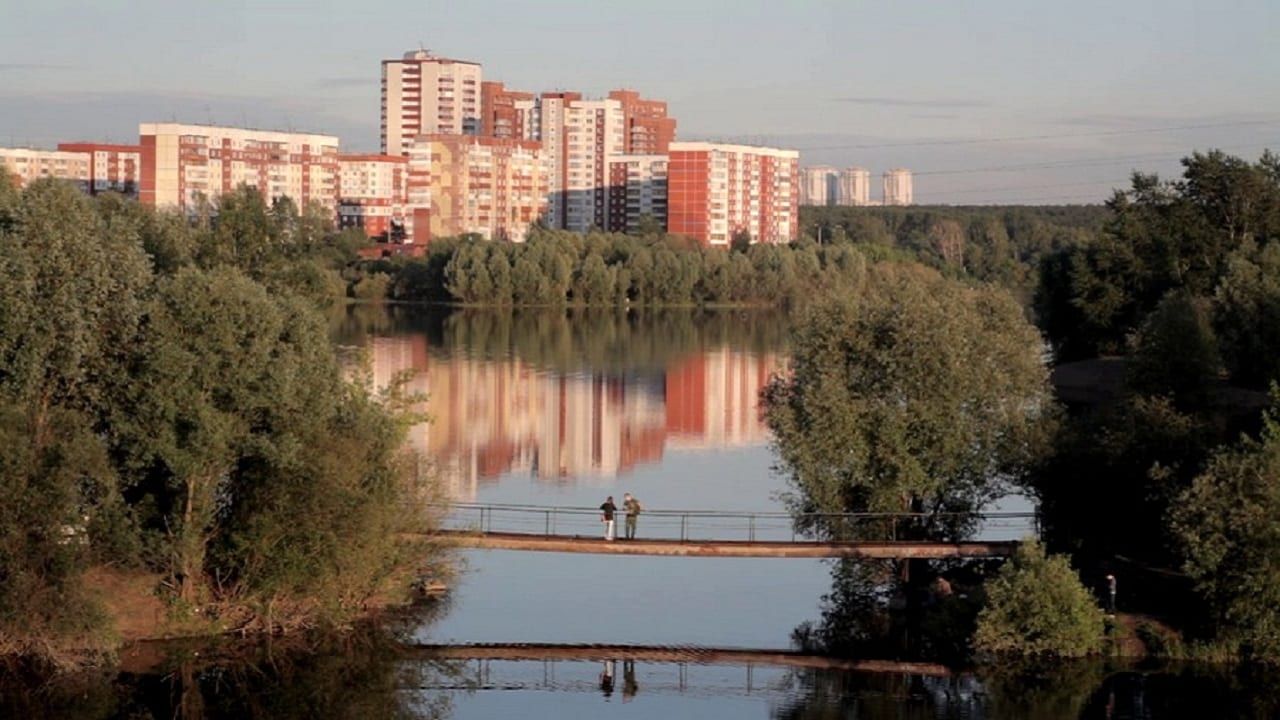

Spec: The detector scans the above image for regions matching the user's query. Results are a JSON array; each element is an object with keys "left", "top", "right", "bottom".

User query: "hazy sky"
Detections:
[{"left": 2, "top": 0, "right": 1277, "bottom": 203}]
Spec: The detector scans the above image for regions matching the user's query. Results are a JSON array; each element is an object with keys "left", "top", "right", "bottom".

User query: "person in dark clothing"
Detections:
[{"left": 600, "top": 496, "right": 617, "bottom": 541}]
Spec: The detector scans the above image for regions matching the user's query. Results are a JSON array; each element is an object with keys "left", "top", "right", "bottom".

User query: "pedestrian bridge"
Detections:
[{"left": 433, "top": 503, "right": 1035, "bottom": 559}]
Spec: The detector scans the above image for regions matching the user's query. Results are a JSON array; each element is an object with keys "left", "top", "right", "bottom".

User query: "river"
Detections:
[{"left": 5, "top": 305, "right": 1277, "bottom": 719}]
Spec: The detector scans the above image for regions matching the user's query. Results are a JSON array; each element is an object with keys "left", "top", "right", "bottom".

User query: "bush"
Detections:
[{"left": 973, "top": 540, "right": 1106, "bottom": 658}]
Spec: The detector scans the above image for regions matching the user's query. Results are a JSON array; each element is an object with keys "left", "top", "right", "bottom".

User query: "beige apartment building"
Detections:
[
  {"left": 883, "top": 168, "right": 914, "bottom": 206},
  {"left": 406, "top": 134, "right": 547, "bottom": 243},
  {"left": 138, "top": 123, "right": 339, "bottom": 212},
  {"left": 381, "top": 50, "right": 483, "bottom": 157},
  {"left": 837, "top": 167, "right": 872, "bottom": 206},
  {"left": 0, "top": 147, "right": 91, "bottom": 191}
]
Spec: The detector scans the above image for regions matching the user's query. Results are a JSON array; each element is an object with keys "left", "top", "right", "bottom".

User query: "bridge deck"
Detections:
[{"left": 437, "top": 529, "right": 1017, "bottom": 559}]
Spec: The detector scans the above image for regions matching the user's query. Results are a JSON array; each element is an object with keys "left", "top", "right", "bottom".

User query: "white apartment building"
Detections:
[
  {"left": 800, "top": 165, "right": 835, "bottom": 206},
  {"left": 607, "top": 154, "right": 668, "bottom": 233},
  {"left": 837, "top": 167, "right": 872, "bottom": 206},
  {"left": 139, "top": 123, "right": 339, "bottom": 212},
  {"left": 381, "top": 50, "right": 482, "bottom": 157},
  {"left": 537, "top": 94, "right": 625, "bottom": 232},
  {"left": 337, "top": 154, "right": 408, "bottom": 239},
  {"left": 0, "top": 148, "right": 91, "bottom": 191},
  {"left": 883, "top": 168, "right": 914, "bottom": 206}
]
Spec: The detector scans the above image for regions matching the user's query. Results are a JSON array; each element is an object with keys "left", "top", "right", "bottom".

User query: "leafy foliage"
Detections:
[
  {"left": 763, "top": 267, "right": 1053, "bottom": 539},
  {"left": 973, "top": 540, "right": 1106, "bottom": 658},
  {"left": 0, "top": 181, "right": 443, "bottom": 659},
  {"left": 1171, "top": 400, "right": 1280, "bottom": 660}
]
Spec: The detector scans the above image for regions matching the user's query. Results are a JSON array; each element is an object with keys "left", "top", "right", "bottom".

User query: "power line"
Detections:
[{"left": 789, "top": 119, "right": 1280, "bottom": 152}]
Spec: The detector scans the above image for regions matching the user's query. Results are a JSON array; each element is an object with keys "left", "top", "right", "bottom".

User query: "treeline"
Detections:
[
  {"left": 767, "top": 149, "right": 1280, "bottom": 664},
  {"left": 1029, "top": 151, "right": 1280, "bottom": 661},
  {"left": 0, "top": 177, "right": 441, "bottom": 664},
  {"left": 364, "top": 228, "right": 903, "bottom": 307},
  {"left": 802, "top": 203, "right": 1108, "bottom": 300}
]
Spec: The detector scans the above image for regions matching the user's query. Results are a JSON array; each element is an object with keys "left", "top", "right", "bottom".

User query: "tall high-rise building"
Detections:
[
  {"left": 337, "top": 154, "right": 408, "bottom": 240},
  {"left": 538, "top": 94, "right": 625, "bottom": 232},
  {"left": 138, "top": 123, "right": 339, "bottom": 211},
  {"left": 381, "top": 50, "right": 482, "bottom": 156},
  {"left": 800, "top": 165, "right": 836, "bottom": 205},
  {"left": 406, "top": 134, "right": 547, "bottom": 243},
  {"left": 56, "top": 143, "right": 142, "bottom": 196},
  {"left": 607, "top": 89, "right": 676, "bottom": 155},
  {"left": 607, "top": 154, "right": 668, "bottom": 233},
  {"left": 0, "top": 147, "right": 91, "bottom": 192},
  {"left": 837, "top": 167, "right": 871, "bottom": 206},
  {"left": 667, "top": 142, "right": 799, "bottom": 247},
  {"left": 883, "top": 168, "right": 913, "bottom": 206},
  {"left": 480, "top": 81, "right": 539, "bottom": 140}
]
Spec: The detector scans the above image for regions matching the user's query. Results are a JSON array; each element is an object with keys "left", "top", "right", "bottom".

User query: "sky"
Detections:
[{"left": 2, "top": 0, "right": 1277, "bottom": 203}]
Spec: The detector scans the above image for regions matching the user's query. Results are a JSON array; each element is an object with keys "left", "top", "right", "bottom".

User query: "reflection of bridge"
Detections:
[
  {"left": 409, "top": 643, "right": 951, "bottom": 676},
  {"left": 434, "top": 503, "right": 1035, "bottom": 558}
]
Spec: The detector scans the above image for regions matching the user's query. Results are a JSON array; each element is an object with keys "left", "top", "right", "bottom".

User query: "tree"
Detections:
[
  {"left": 764, "top": 269, "right": 1052, "bottom": 539},
  {"left": 1214, "top": 241, "right": 1280, "bottom": 388},
  {"left": 1171, "top": 401, "right": 1280, "bottom": 660},
  {"left": 973, "top": 540, "right": 1106, "bottom": 658},
  {"left": 1128, "top": 291, "right": 1220, "bottom": 410}
]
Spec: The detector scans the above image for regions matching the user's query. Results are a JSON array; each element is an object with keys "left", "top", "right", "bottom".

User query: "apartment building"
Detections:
[
  {"left": 607, "top": 89, "right": 676, "bottom": 155},
  {"left": 138, "top": 123, "right": 339, "bottom": 212},
  {"left": 800, "top": 165, "right": 836, "bottom": 206},
  {"left": 381, "top": 50, "right": 482, "bottom": 157},
  {"left": 837, "top": 167, "right": 872, "bottom": 206},
  {"left": 667, "top": 142, "right": 799, "bottom": 246},
  {"left": 536, "top": 93, "right": 626, "bottom": 232},
  {"left": 406, "top": 134, "right": 547, "bottom": 243},
  {"left": 56, "top": 143, "right": 142, "bottom": 196},
  {"left": 480, "top": 81, "right": 539, "bottom": 141},
  {"left": 0, "top": 147, "right": 91, "bottom": 191},
  {"left": 337, "top": 154, "right": 408, "bottom": 240},
  {"left": 607, "top": 155, "right": 668, "bottom": 233},
  {"left": 883, "top": 168, "right": 913, "bottom": 206}
]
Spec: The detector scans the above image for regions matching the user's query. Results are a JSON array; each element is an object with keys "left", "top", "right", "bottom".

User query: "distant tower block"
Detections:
[
  {"left": 837, "top": 167, "right": 871, "bottom": 206},
  {"left": 800, "top": 165, "right": 836, "bottom": 206},
  {"left": 883, "top": 168, "right": 913, "bottom": 206}
]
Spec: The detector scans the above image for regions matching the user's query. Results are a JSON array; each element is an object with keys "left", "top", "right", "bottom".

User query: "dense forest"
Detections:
[
  {"left": 0, "top": 176, "right": 443, "bottom": 666},
  {"left": 765, "top": 150, "right": 1280, "bottom": 664}
]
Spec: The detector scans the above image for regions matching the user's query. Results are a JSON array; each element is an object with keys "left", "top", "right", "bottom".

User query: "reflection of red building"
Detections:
[
  {"left": 665, "top": 350, "right": 779, "bottom": 448},
  {"left": 359, "top": 336, "right": 780, "bottom": 500}
]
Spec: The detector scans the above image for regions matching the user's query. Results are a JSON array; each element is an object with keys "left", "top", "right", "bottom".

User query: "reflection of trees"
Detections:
[
  {"left": 330, "top": 305, "right": 791, "bottom": 375},
  {"left": 772, "top": 669, "right": 985, "bottom": 720},
  {"left": 0, "top": 627, "right": 464, "bottom": 720},
  {"left": 794, "top": 558, "right": 999, "bottom": 665}
]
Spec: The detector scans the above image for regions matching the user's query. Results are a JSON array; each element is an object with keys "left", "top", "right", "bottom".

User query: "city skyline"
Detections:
[{"left": 3, "top": 1, "right": 1277, "bottom": 204}]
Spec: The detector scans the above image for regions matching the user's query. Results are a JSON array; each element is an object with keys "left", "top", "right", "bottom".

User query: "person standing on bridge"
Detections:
[
  {"left": 623, "top": 493, "right": 641, "bottom": 540},
  {"left": 600, "top": 496, "right": 618, "bottom": 541}
]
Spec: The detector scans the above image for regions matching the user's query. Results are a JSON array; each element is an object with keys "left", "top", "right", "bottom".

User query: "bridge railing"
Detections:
[{"left": 436, "top": 502, "right": 1038, "bottom": 543}]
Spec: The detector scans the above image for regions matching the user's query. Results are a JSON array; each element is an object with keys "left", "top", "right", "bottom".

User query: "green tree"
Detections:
[
  {"left": 1171, "top": 401, "right": 1280, "bottom": 660},
  {"left": 1214, "top": 241, "right": 1280, "bottom": 388},
  {"left": 973, "top": 540, "right": 1106, "bottom": 658},
  {"left": 764, "top": 269, "right": 1052, "bottom": 538},
  {"left": 1128, "top": 291, "right": 1220, "bottom": 410}
]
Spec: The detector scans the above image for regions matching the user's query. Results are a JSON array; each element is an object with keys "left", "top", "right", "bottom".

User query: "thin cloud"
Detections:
[
  {"left": 832, "top": 96, "right": 991, "bottom": 109},
  {"left": 314, "top": 76, "right": 373, "bottom": 89},
  {"left": 0, "top": 63, "right": 73, "bottom": 71}
]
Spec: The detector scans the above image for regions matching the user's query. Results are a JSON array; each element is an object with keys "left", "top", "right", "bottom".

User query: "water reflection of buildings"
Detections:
[{"left": 366, "top": 336, "right": 780, "bottom": 501}]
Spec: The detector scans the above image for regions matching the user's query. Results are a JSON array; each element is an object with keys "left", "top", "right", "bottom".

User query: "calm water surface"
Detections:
[{"left": 5, "top": 306, "right": 1273, "bottom": 718}]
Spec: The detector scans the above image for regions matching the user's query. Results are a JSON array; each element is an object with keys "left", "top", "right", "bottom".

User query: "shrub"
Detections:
[{"left": 973, "top": 540, "right": 1106, "bottom": 658}]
